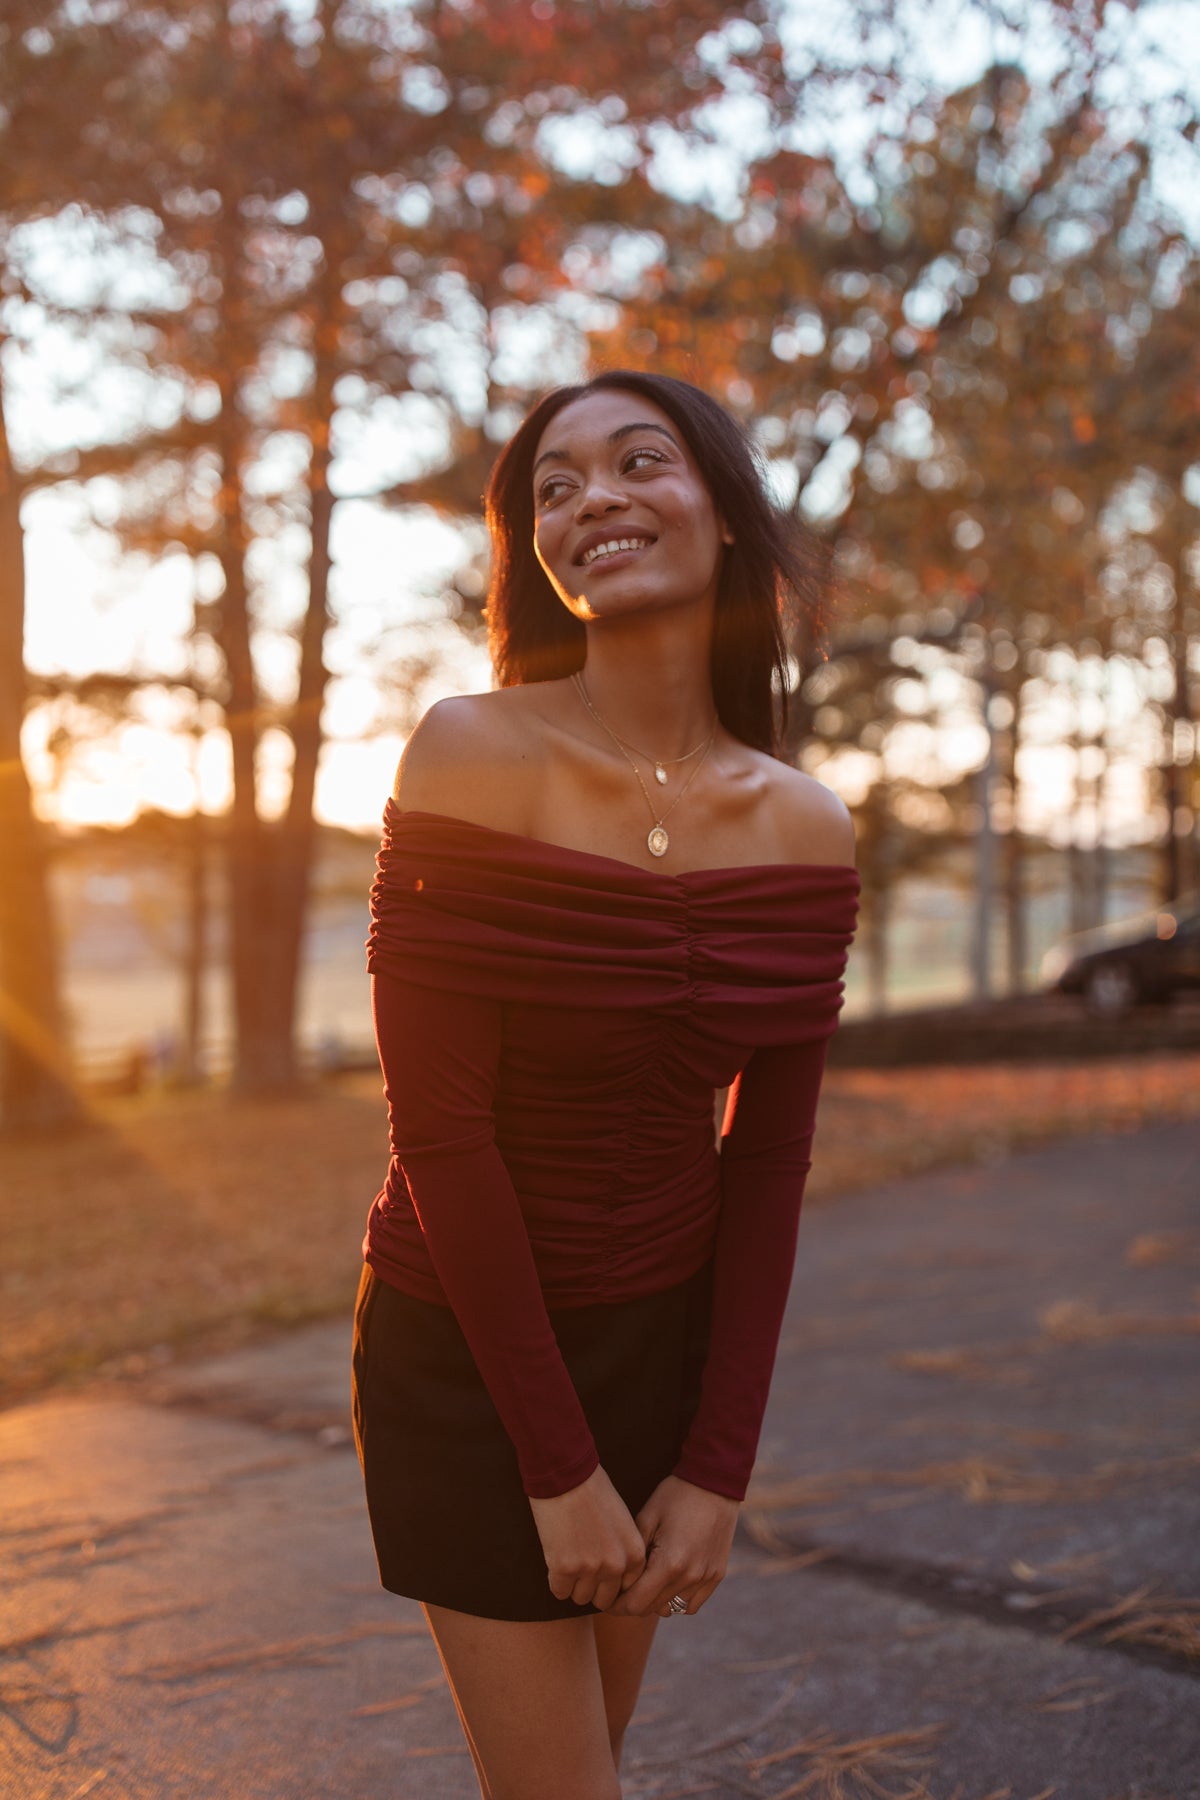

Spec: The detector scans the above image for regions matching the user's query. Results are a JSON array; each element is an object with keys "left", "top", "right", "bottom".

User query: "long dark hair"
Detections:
[{"left": 483, "top": 369, "right": 829, "bottom": 755}]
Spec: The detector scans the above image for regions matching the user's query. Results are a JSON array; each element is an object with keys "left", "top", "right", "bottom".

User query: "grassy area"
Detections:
[{"left": 3, "top": 1055, "right": 1198, "bottom": 1405}]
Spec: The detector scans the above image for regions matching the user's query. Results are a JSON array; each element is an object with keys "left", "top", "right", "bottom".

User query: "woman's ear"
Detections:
[{"left": 719, "top": 516, "right": 735, "bottom": 546}]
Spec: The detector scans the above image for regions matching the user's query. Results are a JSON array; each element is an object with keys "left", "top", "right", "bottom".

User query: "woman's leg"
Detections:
[
  {"left": 423, "top": 1603, "right": 648, "bottom": 1800},
  {"left": 592, "top": 1613, "right": 660, "bottom": 1769}
]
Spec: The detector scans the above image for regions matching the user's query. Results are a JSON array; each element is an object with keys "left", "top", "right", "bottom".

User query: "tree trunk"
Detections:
[
  {"left": 1094, "top": 653, "right": 1114, "bottom": 925},
  {"left": 1164, "top": 532, "right": 1194, "bottom": 903},
  {"left": 1067, "top": 651, "right": 1089, "bottom": 935},
  {"left": 213, "top": 351, "right": 287, "bottom": 1091},
  {"left": 865, "top": 875, "right": 889, "bottom": 1014},
  {"left": 254, "top": 272, "right": 342, "bottom": 1084},
  {"left": 1003, "top": 673, "right": 1027, "bottom": 994},
  {"left": 0, "top": 357, "right": 79, "bottom": 1129},
  {"left": 180, "top": 807, "right": 208, "bottom": 1086},
  {"left": 971, "top": 654, "right": 997, "bottom": 1001},
  {"left": 207, "top": 161, "right": 304, "bottom": 1094},
  {"left": 1157, "top": 507, "right": 1195, "bottom": 905},
  {"left": 208, "top": 198, "right": 346, "bottom": 1093}
]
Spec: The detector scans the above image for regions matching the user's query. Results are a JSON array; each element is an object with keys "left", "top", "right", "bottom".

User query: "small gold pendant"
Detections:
[
  {"left": 654, "top": 765, "right": 668, "bottom": 785},
  {"left": 648, "top": 825, "right": 669, "bottom": 857}
]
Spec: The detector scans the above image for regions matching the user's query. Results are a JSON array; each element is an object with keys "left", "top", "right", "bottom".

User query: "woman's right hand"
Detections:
[{"left": 528, "top": 1465, "right": 647, "bottom": 1611}]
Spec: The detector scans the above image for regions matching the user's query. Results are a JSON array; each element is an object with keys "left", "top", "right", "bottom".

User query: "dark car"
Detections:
[{"left": 1040, "top": 893, "right": 1200, "bottom": 1017}]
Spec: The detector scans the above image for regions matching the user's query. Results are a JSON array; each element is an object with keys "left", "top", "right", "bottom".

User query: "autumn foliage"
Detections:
[{"left": 0, "top": 0, "right": 1196, "bottom": 1117}]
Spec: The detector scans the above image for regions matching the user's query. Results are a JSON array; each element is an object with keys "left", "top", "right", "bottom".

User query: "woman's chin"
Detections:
[{"left": 575, "top": 587, "right": 705, "bottom": 626}]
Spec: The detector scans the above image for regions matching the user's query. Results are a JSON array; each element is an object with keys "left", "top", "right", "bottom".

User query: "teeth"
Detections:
[{"left": 582, "top": 537, "right": 651, "bottom": 565}]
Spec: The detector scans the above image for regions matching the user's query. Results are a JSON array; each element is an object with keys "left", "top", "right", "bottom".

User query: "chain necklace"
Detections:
[
  {"left": 572, "top": 672, "right": 716, "bottom": 859},
  {"left": 589, "top": 711, "right": 713, "bottom": 787}
]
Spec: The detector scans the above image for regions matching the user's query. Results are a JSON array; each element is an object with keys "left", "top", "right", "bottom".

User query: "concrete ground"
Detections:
[{"left": 2, "top": 1118, "right": 1197, "bottom": 1800}]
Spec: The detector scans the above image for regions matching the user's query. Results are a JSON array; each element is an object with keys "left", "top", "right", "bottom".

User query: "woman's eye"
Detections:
[
  {"left": 625, "top": 448, "right": 666, "bottom": 471},
  {"left": 536, "top": 477, "right": 570, "bottom": 504}
]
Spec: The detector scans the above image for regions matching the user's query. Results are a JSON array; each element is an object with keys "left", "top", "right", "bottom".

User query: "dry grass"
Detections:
[
  {"left": 135, "top": 1621, "right": 426, "bottom": 1684},
  {"left": 1124, "top": 1230, "right": 1200, "bottom": 1267},
  {"left": 743, "top": 1447, "right": 1200, "bottom": 1518},
  {"left": 2, "top": 1052, "right": 1198, "bottom": 1401},
  {"left": 1037, "top": 1298, "right": 1200, "bottom": 1343},
  {"left": 1030, "top": 1677, "right": 1118, "bottom": 1714},
  {"left": 890, "top": 1300, "right": 1200, "bottom": 1385},
  {"left": 1057, "top": 1585, "right": 1200, "bottom": 1660},
  {"left": 0, "top": 1078, "right": 390, "bottom": 1402},
  {"left": 890, "top": 1348, "right": 1032, "bottom": 1384},
  {"left": 807, "top": 1054, "right": 1200, "bottom": 1201},
  {"left": 745, "top": 1721, "right": 947, "bottom": 1799}
]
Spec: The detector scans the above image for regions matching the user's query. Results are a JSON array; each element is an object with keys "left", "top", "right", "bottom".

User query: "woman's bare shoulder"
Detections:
[
  {"left": 766, "top": 761, "right": 857, "bottom": 870},
  {"left": 392, "top": 688, "right": 550, "bottom": 831}
]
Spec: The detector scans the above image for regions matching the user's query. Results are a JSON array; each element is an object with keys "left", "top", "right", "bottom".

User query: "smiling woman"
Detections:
[{"left": 351, "top": 370, "right": 859, "bottom": 1800}]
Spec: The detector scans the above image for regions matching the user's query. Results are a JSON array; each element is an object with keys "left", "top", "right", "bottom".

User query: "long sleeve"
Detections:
[
  {"left": 369, "top": 969, "right": 600, "bottom": 1500},
  {"left": 672, "top": 1034, "right": 831, "bottom": 1500}
]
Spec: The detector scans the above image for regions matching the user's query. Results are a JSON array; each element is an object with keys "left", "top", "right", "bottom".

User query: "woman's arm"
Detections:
[
  {"left": 372, "top": 970, "right": 648, "bottom": 1608},
  {"left": 372, "top": 969, "right": 599, "bottom": 1498},
  {"left": 673, "top": 771, "right": 854, "bottom": 1496},
  {"left": 606, "top": 1035, "right": 831, "bottom": 1618},
  {"left": 674, "top": 1032, "right": 832, "bottom": 1497}
]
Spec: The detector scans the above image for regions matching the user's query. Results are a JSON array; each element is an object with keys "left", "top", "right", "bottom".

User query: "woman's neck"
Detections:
[{"left": 578, "top": 613, "right": 718, "bottom": 760}]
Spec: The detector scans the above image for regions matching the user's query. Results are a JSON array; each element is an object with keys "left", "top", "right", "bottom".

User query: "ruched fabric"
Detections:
[{"left": 363, "top": 803, "right": 859, "bottom": 1501}]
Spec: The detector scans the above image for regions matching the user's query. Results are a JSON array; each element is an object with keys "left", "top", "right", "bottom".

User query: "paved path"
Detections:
[{"left": 2, "top": 1120, "right": 1197, "bottom": 1800}]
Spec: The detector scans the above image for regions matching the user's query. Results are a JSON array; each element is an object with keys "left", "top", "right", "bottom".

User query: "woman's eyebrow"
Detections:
[{"left": 532, "top": 422, "right": 679, "bottom": 477}]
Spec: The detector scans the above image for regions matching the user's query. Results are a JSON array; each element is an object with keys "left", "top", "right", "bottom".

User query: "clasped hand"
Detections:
[{"left": 528, "top": 1466, "right": 739, "bottom": 1618}]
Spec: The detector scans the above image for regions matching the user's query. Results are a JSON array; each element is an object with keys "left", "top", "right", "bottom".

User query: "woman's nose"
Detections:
[{"left": 575, "top": 473, "right": 629, "bottom": 518}]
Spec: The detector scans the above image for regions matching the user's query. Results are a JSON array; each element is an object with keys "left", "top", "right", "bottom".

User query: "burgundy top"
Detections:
[{"left": 364, "top": 803, "right": 859, "bottom": 1502}]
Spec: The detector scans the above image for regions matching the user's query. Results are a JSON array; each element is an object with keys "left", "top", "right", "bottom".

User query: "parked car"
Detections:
[{"left": 1040, "top": 894, "right": 1200, "bottom": 1018}]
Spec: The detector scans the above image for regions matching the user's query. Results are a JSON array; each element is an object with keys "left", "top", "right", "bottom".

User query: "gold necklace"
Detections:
[
  {"left": 594, "top": 714, "right": 713, "bottom": 787},
  {"left": 572, "top": 672, "right": 716, "bottom": 859}
]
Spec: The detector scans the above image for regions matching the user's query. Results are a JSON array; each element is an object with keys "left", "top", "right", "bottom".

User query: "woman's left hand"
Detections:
[{"left": 602, "top": 1475, "right": 740, "bottom": 1618}]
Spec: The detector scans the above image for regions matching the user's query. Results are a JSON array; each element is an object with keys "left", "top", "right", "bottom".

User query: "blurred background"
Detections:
[
  {"left": 1, "top": 0, "right": 1197, "bottom": 1161},
  {"left": 4, "top": 16, "right": 1199, "bottom": 1789}
]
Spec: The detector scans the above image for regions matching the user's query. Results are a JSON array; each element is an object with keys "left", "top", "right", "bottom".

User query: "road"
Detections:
[{"left": 2, "top": 1119, "right": 1197, "bottom": 1799}]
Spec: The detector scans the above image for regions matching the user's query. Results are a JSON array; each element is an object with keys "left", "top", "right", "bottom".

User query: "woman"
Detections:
[{"left": 353, "top": 370, "right": 859, "bottom": 1800}]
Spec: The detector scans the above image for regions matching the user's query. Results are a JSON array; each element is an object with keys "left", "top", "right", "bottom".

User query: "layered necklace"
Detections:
[{"left": 572, "top": 671, "right": 717, "bottom": 860}]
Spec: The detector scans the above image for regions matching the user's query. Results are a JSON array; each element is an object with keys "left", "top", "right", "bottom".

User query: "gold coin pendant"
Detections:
[{"left": 648, "top": 826, "right": 670, "bottom": 858}]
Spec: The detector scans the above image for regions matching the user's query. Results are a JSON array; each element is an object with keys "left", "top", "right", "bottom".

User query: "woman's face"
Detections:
[{"left": 531, "top": 388, "right": 733, "bottom": 626}]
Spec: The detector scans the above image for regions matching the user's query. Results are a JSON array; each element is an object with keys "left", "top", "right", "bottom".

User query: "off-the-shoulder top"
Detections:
[{"left": 364, "top": 802, "right": 860, "bottom": 1503}]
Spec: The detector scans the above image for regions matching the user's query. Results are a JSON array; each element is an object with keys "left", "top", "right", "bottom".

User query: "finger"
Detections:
[
  {"left": 592, "top": 1574, "right": 625, "bottom": 1613},
  {"left": 615, "top": 1540, "right": 662, "bottom": 1612},
  {"left": 618, "top": 1552, "right": 647, "bottom": 1593},
  {"left": 572, "top": 1562, "right": 628, "bottom": 1611},
  {"left": 634, "top": 1500, "right": 666, "bottom": 1551},
  {"left": 614, "top": 1568, "right": 674, "bottom": 1617},
  {"left": 548, "top": 1569, "right": 578, "bottom": 1603},
  {"left": 605, "top": 1577, "right": 652, "bottom": 1616},
  {"left": 650, "top": 1563, "right": 704, "bottom": 1617}
]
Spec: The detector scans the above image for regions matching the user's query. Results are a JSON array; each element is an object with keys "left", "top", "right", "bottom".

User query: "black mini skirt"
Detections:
[{"left": 351, "top": 1257, "right": 714, "bottom": 1622}]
